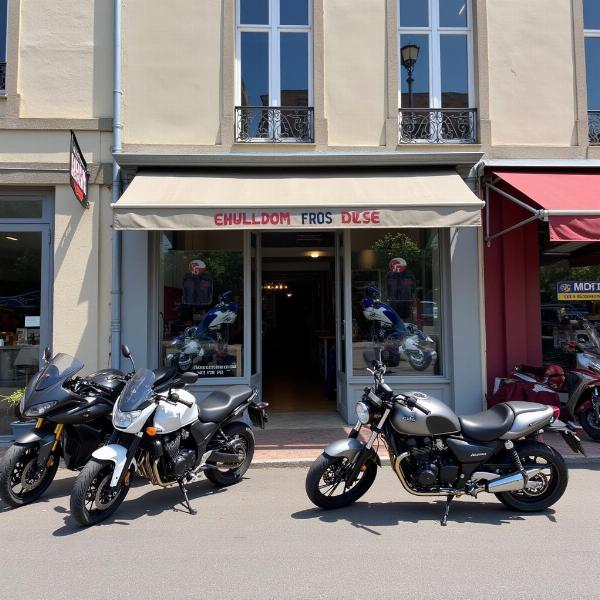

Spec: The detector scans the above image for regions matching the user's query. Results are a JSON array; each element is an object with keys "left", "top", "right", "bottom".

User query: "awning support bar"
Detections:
[{"left": 484, "top": 181, "right": 548, "bottom": 246}]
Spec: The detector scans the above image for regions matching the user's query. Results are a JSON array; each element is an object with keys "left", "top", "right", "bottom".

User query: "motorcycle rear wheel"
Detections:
[
  {"left": 305, "top": 453, "right": 377, "bottom": 510},
  {"left": 0, "top": 444, "right": 60, "bottom": 507},
  {"left": 579, "top": 408, "right": 600, "bottom": 441},
  {"left": 494, "top": 442, "right": 568, "bottom": 512},
  {"left": 205, "top": 423, "right": 255, "bottom": 487},
  {"left": 407, "top": 350, "right": 432, "bottom": 371},
  {"left": 70, "top": 459, "right": 130, "bottom": 526}
]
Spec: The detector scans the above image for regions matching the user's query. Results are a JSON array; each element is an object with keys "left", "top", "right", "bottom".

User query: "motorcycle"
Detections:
[
  {"left": 361, "top": 286, "right": 437, "bottom": 372},
  {"left": 511, "top": 316, "right": 600, "bottom": 440},
  {"left": 166, "top": 290, "right": 238, "bottom": 373},
  {"left": 69, "top": 345, "right": 268, "bottom": 526},
  {"left": 0, "top": 349, "right": 127, "bottom": 507},
  {"left": 305, "top": 361, "right": 584, "bottom": 526}
]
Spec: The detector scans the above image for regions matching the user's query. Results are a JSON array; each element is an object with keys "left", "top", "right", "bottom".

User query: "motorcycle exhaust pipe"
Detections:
[{"left": 485, "top": 468, "right": 543, "bottom": 494}]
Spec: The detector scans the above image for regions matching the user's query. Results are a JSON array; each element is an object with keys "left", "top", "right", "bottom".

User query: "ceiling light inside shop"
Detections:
[
  {"left": 5, "top": 236, "right": 18, "bottom": 241},
  {"left": 307, "top": 250, "right": 323, "bottom": 259}
]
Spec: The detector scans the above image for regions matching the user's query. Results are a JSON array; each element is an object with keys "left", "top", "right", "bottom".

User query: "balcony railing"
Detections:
[
  {"left": 0, "top": 62, "right": 6, "bottom": 92},
  {"left": 235, "top": 106, "right": 314, "bottom": 143},
  {"left": 398, "top": 108, "right": 477, "bottom": 144},
  {"left": 589, "top": 111, "right": 600, "bottom": 145}
]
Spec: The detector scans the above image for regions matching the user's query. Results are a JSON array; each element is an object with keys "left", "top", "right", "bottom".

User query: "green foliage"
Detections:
[
  {"left": 371, "top": 232, "right": 422, "bottom": 269},
  {"left": 0, "top": 388, "right": 25, "bottom": 408}
]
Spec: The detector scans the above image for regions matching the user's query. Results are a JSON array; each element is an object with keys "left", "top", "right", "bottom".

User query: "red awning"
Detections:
[{"left": 490, "top": 171, "right": 600, "bottom": 242}]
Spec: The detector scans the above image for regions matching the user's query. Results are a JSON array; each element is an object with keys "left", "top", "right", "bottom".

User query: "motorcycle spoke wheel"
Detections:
[
  {"left": 305, "top": 453, "right": 377, "bottom": 510},
  {"left": 494, "top": 443, "right": 568, "bottom": 512},
  {"left": 205, "top": 424, "right": 255, "bottom": 487},
  {"left": 579, "top": 409, "right": 600, "bottom": 440}
]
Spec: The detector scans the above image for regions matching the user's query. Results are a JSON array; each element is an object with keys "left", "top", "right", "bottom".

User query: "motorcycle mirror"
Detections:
[
  {"left": 43, "top": 346, "right": 52, "bottom": 363},
  {"left": 181, "top": 371, "right": 198, "bottom": 386},
  {"left": 121, "top": 344, "right": 135, "bottom": 372}
]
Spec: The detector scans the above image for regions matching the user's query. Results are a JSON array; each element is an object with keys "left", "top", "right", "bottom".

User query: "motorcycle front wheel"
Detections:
[
  {"left": 579, "top": 408, "right": 600, "bottom": 441},
  {"left": 407, "top": 349, "right": 432, "bottom": 371},
  {"left": 0, "top": 444, "right": 60, "bottom": 507},
  {"left": 494, "top": 442, "right": 568, "bottom": 512},
  {"left": 305, "top": 453, "right": 377, "bottom": 510},
  {"left": 70, "top": 459, "right": 130, "bottom": 526}
]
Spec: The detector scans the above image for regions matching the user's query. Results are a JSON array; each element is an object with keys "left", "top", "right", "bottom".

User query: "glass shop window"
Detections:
[
  {"left": 159, "top": 231, "right": 244, "bottom": 379},
  {"left": 350, "top": 229, "right": 443, "bottom": 377}
]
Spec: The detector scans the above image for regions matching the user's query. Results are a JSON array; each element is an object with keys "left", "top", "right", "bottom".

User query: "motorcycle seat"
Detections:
[
  {"left": 459, "top": 403, "right": 515, "bottom": 442},
  {"left": 197, "top": 385, "right": 254, "bottom": 423},
  {"left": 514, "top": 364, "right": 547, "bottom": 380},
  {"left": 504, "top": 401, "right": 551, "bottom": 417}
]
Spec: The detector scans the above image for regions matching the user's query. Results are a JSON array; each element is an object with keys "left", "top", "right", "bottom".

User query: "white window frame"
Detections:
[
  {"left": 584, "top": 7, "right": 600, "bottom": 110},
  {"left": 397, "top": 0, "right": 474, "bottom": 110},
  {"left": 0, "top": 0, "right": 8, "bottom": 92},
  {"left": 235, "top": 0, "right": 313, "bottom": 109}
]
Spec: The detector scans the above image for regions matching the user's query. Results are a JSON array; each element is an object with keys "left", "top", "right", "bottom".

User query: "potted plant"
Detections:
[{"left": 0, "top": 388, "right": 35, "bottom": 439}]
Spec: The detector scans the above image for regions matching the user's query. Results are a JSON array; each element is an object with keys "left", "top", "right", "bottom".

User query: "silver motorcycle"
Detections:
[{"left": 306, "top": 362, "right": 585, "bottom": 525}]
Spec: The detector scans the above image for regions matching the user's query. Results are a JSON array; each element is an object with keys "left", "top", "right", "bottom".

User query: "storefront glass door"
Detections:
[
  {"left": 250, "top": 232, "right": 262, "bottom": 396},
  {"left": 0, "top": 224, "right": 51, "bottom": 432}
]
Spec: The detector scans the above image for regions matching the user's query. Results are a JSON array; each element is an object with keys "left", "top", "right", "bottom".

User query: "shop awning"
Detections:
[
  {"left": 486, "top": 171, "right": 600, "bottom": 242},
  {"left": 112, "top": 169, "right": 483, "bottom": 231}
]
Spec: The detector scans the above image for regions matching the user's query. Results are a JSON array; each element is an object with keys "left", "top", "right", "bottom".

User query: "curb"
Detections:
[{"left": 250, "top": 454, "right": 600, "bottom": 469}]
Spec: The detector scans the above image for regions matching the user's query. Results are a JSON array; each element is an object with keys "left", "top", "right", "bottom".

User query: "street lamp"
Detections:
[{"left": 400, "top": 44, "right": 420, "bottom": 108}]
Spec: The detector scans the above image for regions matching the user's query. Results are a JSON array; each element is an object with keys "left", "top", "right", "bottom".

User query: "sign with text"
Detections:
[
  {"left": 70, "top": 130, "right": 89, "bottom": 209},
  {"left": 213, "top": 209, "right": 381, "bottom": 228},
  {"left": 557, "top": 281, "right": 600, "bottom": 301}
]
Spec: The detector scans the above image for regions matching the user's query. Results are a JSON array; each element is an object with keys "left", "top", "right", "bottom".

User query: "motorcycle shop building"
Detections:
[{"left": 111, "top": 165, "right": 486, "bottom": 423}]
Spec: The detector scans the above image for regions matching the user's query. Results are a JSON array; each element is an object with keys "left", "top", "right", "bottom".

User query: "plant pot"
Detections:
[{"left": 10, "top": 420, "right": 36, "bottom": 440}]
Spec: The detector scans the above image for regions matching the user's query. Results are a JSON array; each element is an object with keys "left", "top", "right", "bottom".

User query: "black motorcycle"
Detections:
[
  {"left": 0, "top": 350, "right": 127, "bottom": 507},
  {"left": 306, "top": 361, "right": 585, "bottom": 526}
]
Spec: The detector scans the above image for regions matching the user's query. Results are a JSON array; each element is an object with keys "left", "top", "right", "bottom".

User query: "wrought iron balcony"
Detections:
[
  {"left": 235, "top": 106, "right": 314, "bottom": 143},
  {"left": 589, "top": 111, "right": 600, "bottom": 145},
  {"left": 0, "top": 62, "right": 6, "bottom": 91},
  {"left": 398, "top": 108, "right": 477, "bottom": 144}
]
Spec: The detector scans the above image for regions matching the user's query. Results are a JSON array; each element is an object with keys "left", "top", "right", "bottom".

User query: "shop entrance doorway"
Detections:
[{"left": 260, "top": 232, "right": 338, "bottom": 414}]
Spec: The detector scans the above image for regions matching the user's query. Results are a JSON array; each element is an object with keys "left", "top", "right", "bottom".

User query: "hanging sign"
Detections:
[
  {"left": 69, "top": 130, "right": 90, "bottom": 209},
  {"left": 557, "top": 281, "right": 600, "bottom": 301}
]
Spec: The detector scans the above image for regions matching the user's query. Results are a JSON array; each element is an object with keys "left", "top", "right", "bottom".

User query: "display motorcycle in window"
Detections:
[
  {"left": 361, "top": 286, "right": 436, "bottom": 372},
  {"left": 165, "top": 291, "right": 238, "bottom": 374},
  {"left": 69, "top": 345, "right": 268, "bottom": 526},
  {"left": 305, "top": 362, "right": 585, "bottom": 526},
  {"left": 0, "top": 349, "right": 127, "bottom": 507}
]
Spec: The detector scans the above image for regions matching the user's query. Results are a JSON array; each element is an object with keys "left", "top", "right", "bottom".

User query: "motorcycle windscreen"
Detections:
[
  {"left": 117, "top": 368, "right": 156, "bottom": 412},
  {"left": 35, "top": 353, "right": 85, "bottom": 391}
]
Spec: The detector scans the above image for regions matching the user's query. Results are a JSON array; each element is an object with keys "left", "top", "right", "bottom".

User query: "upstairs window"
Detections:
[
  {"left": 398, "top": 0, "right": 475, "bottom": 143},
  {"left": 0, "top": 0, "right": 7, "bottom": 92},
  {"left": 235, "top": 0, "right": 313, "bottom": 142},
  {"left": 584, "top": 0, "right": 600, "bottom": 144}
]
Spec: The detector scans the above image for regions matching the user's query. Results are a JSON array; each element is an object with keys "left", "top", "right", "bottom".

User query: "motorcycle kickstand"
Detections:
[
  {"left": 177, "top": 478, "right": 197, "bottom": 515},
  {"left": 440, "top": 495, "right": 454, "bottom": 527}
]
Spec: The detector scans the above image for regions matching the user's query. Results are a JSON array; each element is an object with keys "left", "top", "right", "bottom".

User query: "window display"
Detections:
[
  {"left": 351, "top": 229, "right": 442, "bottom": 376},
  {"left": 159, "top": 232, "right": 244, "bottom": 378}
]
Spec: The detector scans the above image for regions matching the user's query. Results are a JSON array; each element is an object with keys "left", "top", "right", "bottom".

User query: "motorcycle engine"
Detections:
[
  {"left": 405, "top": 437, "right": 459, "bottom": 488},
  {"left": 161, "top": 430, "right": 197, "bottom": 479}
]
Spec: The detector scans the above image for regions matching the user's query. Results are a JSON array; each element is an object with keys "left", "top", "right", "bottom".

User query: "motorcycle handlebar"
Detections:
[{"left": 396, "top": 394, "right": 431, "bottom": 416}]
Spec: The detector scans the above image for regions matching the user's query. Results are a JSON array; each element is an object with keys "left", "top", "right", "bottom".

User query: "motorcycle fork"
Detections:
[{"left": 348, "top": 408, "right": 390, "bottom": 484}]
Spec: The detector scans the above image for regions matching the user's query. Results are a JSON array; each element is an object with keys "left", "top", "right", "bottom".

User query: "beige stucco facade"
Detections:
[{"left": 0, "top": 0, "right": 598, "bottom": 379}]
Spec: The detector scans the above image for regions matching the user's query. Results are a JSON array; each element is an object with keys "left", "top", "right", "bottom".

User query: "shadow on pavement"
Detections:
[
  {"left": 0, "top": 473, "right": 80, "bottom": 513},
  {"left": 291, "top": 499, "right": 557, "bottom": 533},
  {"left": 51, "top": 478, "right": 232, "bottom": 536}
]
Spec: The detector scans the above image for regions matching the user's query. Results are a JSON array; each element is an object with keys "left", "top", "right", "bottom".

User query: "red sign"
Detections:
[{"left": 70, "top": 130, "right": 89, "bottom": 208}]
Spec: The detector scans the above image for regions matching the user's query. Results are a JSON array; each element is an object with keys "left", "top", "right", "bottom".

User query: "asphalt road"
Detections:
[{"left": 1, "top": 464, "right": 599, "bottom": 600}]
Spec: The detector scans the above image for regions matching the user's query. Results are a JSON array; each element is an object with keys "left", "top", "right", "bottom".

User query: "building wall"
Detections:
[{"left": 485, "top": 0, "right": 578, "bottom": 148}]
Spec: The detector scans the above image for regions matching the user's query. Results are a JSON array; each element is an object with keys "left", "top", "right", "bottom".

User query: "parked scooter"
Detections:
[
  {"left": 0, "top": 349, "right": 127, "bottom": 507},
  {"left": 166, "top": 290, "right": 238, "bottom": 372},
  {"left": 70, "top": 345, "right": 268, "bottom": 526},
  {"left": 361, "top": 286, "right": 437, "bottom": 371},
  {"left": 305, "top": 360, "right": 584, "bottom": 526}
]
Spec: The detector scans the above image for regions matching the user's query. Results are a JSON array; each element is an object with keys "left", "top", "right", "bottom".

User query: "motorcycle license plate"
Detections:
[{"left": 249, "top": 406, "right": 268, "bottom": 429}]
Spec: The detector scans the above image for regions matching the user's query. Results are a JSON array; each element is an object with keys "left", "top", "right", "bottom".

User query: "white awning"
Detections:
[{"left": 112, "top": 169, "right": 483, "bottom": 230}]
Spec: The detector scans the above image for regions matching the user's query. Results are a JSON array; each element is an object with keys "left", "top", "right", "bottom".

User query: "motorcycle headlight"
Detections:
[
  {"left": 24, "top": 401, "right": 57, "bottom": 417},
  {"left": 355, "top": 401, "right": 372, "bottom": 424},
  {"left": 113, "top": 407, "right": 142, "bottom": 429}
]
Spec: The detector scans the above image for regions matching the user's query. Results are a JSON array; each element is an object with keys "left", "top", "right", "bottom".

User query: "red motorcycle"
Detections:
[{"left": 505, "top": 317, "right": 600, "bottom": 441}]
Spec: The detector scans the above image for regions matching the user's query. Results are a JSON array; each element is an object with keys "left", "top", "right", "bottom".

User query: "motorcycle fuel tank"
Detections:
[
  {"left": 391, "top": 392, "right": 460, "bottom": 436},
  {"left": 153, "top": 390, "right": 199, "bottom": 434}
]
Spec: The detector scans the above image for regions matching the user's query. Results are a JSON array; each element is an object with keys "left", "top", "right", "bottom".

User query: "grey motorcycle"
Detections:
[{"left": 305, "top": 362, "right": 585, "bottom": 525}]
